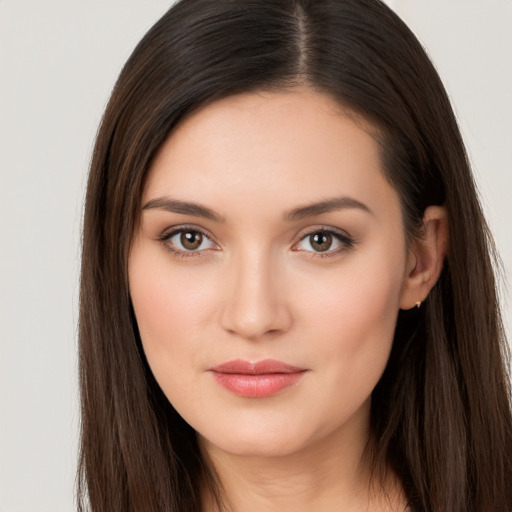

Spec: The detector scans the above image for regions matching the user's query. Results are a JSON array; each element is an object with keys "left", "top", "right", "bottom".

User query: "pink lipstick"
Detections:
[{"left": 209, "top": 359, "right": 307, "bottom": 398}]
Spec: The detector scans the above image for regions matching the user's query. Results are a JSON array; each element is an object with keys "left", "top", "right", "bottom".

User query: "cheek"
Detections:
[
  {"left": 132, "top": 270, "right": 210, "bottom": 341},
  {"left": 323, "top": 270, "right": 401, "bottom": 344},
  {"left": 296, "top": 249, "right": 405, "bottom": 402},
  {"left": 128, "top": 248, "right": 219, "bottom": 384}
]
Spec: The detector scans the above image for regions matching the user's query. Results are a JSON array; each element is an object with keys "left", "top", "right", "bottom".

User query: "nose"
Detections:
[{"left": 219, "top": 250, "right": 292, "bottom": 341}]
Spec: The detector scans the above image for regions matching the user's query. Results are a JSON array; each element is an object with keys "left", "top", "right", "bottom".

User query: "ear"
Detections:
[{"left": 400, "top": 205, "right": 449, "bottom": 310}]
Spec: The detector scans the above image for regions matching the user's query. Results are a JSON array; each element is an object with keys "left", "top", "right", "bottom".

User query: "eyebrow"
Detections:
[
  {"left": 142, "top": 197, "right": 225, "bottom": 222},
  {"left": 283, "top": 196, "right": 373, "bottom": 221},
  {"left": 142, "top": 195, "right": 372, "bottom": 223}
]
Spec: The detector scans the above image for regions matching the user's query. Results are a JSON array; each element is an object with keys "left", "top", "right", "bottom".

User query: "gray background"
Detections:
[{"left": 1, "top": 1, "right": 510, "bottom": 510}]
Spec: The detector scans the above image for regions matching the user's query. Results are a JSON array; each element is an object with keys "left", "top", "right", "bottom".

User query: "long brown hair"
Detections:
[{"left": 78, "top": 1, "right": 512, "bottom": 511}]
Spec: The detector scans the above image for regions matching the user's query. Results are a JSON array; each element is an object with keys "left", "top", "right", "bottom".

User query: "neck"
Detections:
[{"left": 199, "top": 404, "right": 406, "bottom": 512}]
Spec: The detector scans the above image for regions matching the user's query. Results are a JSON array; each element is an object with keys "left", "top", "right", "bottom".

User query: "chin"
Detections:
[
  {"left": 205, "top": 436, "right": 306, "bottom": 459},
  {"left": 198, "top": 415, "right": 341, "bottom": 461}
]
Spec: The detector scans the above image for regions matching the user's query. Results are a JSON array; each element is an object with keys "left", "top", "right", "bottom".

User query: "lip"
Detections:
[{"left": 208, "top": 359, "right": 308, "bottom": 398}]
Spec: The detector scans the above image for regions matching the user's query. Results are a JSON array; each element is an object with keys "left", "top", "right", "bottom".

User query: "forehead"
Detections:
[{"left": 144, "top": 87, "right": 398, "bottom": 221}]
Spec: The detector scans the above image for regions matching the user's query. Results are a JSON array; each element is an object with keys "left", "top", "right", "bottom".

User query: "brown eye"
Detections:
[
  {"left": 180, "top": 231, "right": 203, "bottom": 250},
  {"left": 295, "top": 228, "right": 353, "bottom": 255},
  {"left": 164, "top": 229, "right": 216, "bottom": 253},
  {"left": 310, "top": 232, "right": 333, "bottom": 252}
]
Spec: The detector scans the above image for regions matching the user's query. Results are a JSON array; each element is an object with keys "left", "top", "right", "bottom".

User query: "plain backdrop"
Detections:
[{"left": 0, "top": 1, "right": 510, "bottom": 511}]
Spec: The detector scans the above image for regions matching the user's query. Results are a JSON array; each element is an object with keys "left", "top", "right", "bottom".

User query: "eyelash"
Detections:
[
  {"left": 293, "top": 227, "right": 355, "bottom": 258},
  {"left": 158, "top": 226, "right": 218, "bottom": 259},
  {"left": 158, "top": 226, "right": 355, "bottom": 259}
]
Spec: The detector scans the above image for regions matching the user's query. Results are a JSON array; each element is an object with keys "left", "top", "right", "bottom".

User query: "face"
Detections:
[{"left": 128, "top": 88, "right": 411, "bottom": 458}]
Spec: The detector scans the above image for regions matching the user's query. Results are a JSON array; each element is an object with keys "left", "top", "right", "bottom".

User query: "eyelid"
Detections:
[
  {"left": 158, "top": 224, "right": 220, "bottom": 257},
  {"left": 156, "top": 224, "right": 354, "bottom": 258},
  {"left": 292, "top": 226, "right": 355, "bottom": 255}
]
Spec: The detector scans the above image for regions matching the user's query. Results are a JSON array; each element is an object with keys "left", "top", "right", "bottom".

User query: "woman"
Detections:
[{"left": 78, "top": 0, "right": 512, "bottom": 511}]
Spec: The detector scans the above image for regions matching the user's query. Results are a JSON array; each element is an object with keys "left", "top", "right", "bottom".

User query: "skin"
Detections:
[{"left": 128, "top": 87, "right": 447, "bottom": 512}]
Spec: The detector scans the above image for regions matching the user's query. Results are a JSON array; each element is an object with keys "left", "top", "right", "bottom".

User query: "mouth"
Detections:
[{"left": 208, "top": 359, "right": 308, "bottom": 398}]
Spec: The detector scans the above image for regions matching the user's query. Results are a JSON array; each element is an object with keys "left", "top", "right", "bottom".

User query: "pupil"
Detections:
[
  {"left": 311, "top": 232, "right": 332, "bottom": 252},
  {"left": 181, "top": 231, "right": 202, "bottom": 250}
]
